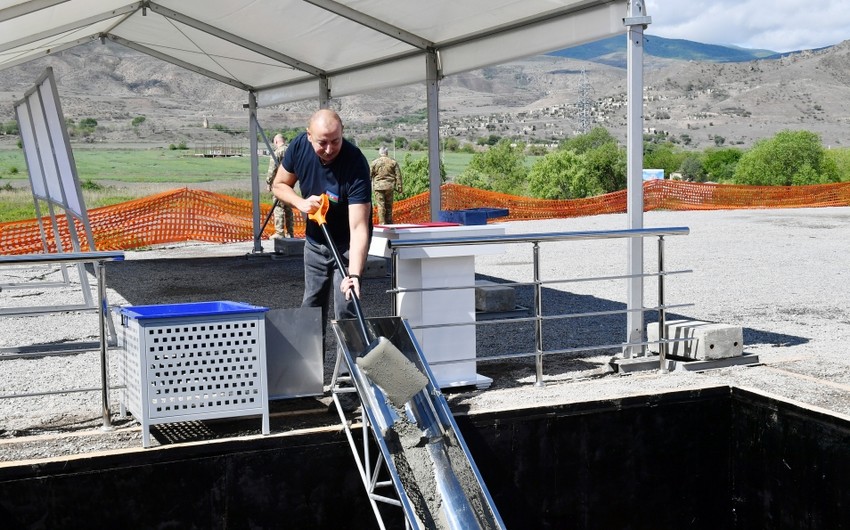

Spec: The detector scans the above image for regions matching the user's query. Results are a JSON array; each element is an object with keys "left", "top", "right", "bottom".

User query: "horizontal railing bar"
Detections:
[
  {"left": 0, "top": 251, "right": 124, "bottom": 266},
  {"left": 409, "top": 303, "right": 694, "bottom": 331},
  {"left": 387, "top": 269, "right": 692, "bottom": 295},
  {"left": 428, "top": 337, "right": 695, "bottom": 366},
  {"left": 1, "top": 281, "right": 69, "bottom": 290},
  {"left": 0, "top": 304, "right": 95, "bottom": 317},
  {"left": 0, "top": 383, "right": 126, "bottom": 400},
  {"left": 388, "top": 227, "right": 689, "bottom": 249}
]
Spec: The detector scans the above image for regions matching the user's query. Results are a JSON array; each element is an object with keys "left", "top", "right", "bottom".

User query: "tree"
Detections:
[
  {"left": 528, "top": 149, "right": 593, "bottom": 199},
  {"left": 560, "top": 126, "right": 618, "bottom": 154},
  {"left": 825, "top": 148, "right": 850, "bottom": 183},
  {"left": 702, "top": 147, "right": 742, "bottom": 182},
  {"left": 443, "top": 137, "right": 460, "bottom": 152},
  {"left": 398, "top": 153, "right": 446, "bottom": 200},
  {"left": 644, "top": 143, "right": 685, "bottom": 177},
  {"left": 678, "top": 155, "right": 705, "bottom": 182},
  {"left": 584, "top": 141, "right": 627, "bottom": 193},
  {"left": 455, "top": 139, "right": 527, "bottom": 195},
  {"left": 734, "top": 130, "right": 839, "bottom": 185}
]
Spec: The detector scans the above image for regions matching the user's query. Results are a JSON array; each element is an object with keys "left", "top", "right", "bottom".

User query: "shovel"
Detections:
[{"left": 308, "top": 193, "right": 428, "bottom": 407}]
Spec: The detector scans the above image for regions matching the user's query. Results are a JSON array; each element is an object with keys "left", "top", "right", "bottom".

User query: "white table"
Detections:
[{"left": 369, "top": 223, "right": 505, "bottom": 389}]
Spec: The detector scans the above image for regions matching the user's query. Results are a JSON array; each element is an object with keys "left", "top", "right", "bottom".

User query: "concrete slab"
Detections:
[
  {"left": 273, "top": 237, "right": 304, "bottom": 256},
  {"left": 647, "top": 319, "right": 744, "bottom": 360},
  {"left": 475, "top": 279, "right": 516, "bottom": 313},
  {"left": 364, "top": 256, "right": 388, "bottom": 278}
]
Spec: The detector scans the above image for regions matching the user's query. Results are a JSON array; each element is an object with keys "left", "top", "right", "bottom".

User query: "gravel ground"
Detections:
[{"left": 2, "top": 206, "right": 850, "bottom": 463}]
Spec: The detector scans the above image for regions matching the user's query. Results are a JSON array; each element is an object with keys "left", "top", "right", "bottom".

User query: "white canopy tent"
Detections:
[{"left": 0, "top": 0, "right": 652, "bottom": 354}]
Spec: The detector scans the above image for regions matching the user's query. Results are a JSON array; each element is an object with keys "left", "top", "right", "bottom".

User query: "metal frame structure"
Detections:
[
  {"left": 0, "top": 251, "right": 124, "bottom": 429},
  {"left": 386, "top": 226, "right": 694, "bottom": 379},
  {"left": 4, "top": 67, "right": 118, "bottom": 353},
  {"left": 330, "top": 316, "right": 505, "bottom": 530}
]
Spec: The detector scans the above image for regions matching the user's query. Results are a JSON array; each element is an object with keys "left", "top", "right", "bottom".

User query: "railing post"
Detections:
[
  {"left": 657, "top": 235, "right": 668, "bottom": 374},
  {"left": 533, "top": 242, "right": 544, "bottom": 387},
  {"left": 391, "top": 249, "right": 399, "bottom": 317},
  {"left": 97, "top": 259, "right": 113, "bottom": 430}
]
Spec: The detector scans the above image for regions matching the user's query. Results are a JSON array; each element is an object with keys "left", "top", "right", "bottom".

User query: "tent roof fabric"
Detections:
[{"left": 0, "top": 0, "right": 628, "bottom": 105}]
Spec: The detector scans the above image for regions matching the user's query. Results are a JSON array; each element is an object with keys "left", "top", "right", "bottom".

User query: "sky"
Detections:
[{"left": 644, "top": 0, "right": 850, "bottom": 53}]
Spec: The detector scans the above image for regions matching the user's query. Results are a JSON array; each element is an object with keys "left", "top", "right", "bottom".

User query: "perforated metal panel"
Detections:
[{"left": 118, "top": 303, "right": 269, "bottom": 448}]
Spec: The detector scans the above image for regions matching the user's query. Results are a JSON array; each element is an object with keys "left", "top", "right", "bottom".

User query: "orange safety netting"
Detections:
[{"left": 2, "top": 181, "right": 850, "bottom": 255}]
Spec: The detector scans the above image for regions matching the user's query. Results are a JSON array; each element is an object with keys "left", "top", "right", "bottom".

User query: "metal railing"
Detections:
[
  {"left": 0, "top": 251, "right": 124, "bottom": 429},
  {"left": 386, "top": 227, "right": 691, "bottom": 385}
]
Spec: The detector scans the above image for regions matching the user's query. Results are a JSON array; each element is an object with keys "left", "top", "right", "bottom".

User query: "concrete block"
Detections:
[
  {"left": 364, "top": 255, "right": 388, "bottom": 278},
  {"left": 474, "top": 280, "right": 515, "bottom": 313},
  {"left": 273, "top": 237, "right": 304, "bottom": 256},
  {"left": 647, "top": 319, "right": 744, "bottom": 360}
]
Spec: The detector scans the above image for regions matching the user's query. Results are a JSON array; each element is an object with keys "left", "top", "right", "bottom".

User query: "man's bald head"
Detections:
[{"left": 306, "top": 109, "right": 344, "bottom": 165}]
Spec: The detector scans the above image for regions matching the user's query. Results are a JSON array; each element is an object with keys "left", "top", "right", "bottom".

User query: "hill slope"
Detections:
[{"left": 1, "top": 37, "right": 849, "bottom": 151}]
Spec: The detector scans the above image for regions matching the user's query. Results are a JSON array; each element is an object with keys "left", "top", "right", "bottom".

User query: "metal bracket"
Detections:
[{"left": 623, "top": 15, "right": 652, "bottom": 27}]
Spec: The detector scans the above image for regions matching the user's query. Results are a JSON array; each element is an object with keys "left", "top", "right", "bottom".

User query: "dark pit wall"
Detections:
[
  {"left": 456, "top": 386, "right": 735, "bottom": 530},
  {"left": 1, "top": 386, "right": 850, "bottom": 529},
  {"left": 730, "top": 388, "right": 850, "bottom": 529}
]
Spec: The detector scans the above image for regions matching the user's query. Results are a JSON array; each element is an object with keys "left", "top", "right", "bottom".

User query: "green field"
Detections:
[{"left": 0, "top": 147, "right": 478, "bottom": 223}]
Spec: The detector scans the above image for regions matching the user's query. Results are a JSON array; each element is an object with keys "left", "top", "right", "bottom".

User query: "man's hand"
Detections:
[
  {"left": 298, "top": 195, "right": 323, "bottom": 215},
  {"left": 341, "top": 275, "right": 361, "bottom": 300}
]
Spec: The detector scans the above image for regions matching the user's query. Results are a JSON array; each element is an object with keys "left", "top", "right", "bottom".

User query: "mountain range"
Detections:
[{"left": 1, "top": 35, "right": 849, "bottom": 151}]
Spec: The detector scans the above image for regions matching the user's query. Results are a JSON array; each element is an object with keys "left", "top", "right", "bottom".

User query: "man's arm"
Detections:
[
  {"left": 271, "top": 164, "right": 320, "bottom": 214},
  {"left": 344, "top": 202, "right": 372, "bottom": 299}
]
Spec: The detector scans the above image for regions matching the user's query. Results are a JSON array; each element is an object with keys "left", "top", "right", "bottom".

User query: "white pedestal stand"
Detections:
[{"left": 369, "top": 224, "right": 505, "bottom": 389}]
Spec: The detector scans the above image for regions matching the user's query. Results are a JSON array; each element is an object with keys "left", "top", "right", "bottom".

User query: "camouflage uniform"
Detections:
[
  {"left": 369, "top": 154, "right": 402, "bottom": 224},
  {"left": 266, "top": 143, "right": 294, "bottom": 238}
]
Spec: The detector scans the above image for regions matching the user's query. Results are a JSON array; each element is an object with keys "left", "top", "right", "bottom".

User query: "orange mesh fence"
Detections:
[
  {"left": 1, "top": 188, "right": 280, "bottom": 255},
  {"left": 2, "top": 181, "right": 849, "bottom": 255}
]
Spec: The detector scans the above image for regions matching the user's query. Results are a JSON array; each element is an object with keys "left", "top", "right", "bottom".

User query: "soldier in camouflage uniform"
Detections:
[
  {"left": 266, "top": 134, "right": 295, "bottom": 238},
  {"left": 369, "top": 146, "right": 403, "bottom": 225}
]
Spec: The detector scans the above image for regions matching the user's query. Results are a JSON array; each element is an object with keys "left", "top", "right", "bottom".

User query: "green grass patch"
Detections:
[
  {"left": 0, "top": 146, "right": 480, "bottom": 222},
  {"left": 1, "top": 148, "right": 267, "bottom": 183},
  {"left": 71, "top": 148, "right": 265, "bottom": 182}
]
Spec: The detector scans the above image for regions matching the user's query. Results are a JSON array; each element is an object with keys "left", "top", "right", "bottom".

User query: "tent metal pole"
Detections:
[
  {"left": 248, "top": 91, "right": 263, "bottom": 253},
  {"left": 426, "top": 49, "right": 441, "bottom": 221},
  {"left": 624, "top": 1, "right": 651, "bottom": 358}
]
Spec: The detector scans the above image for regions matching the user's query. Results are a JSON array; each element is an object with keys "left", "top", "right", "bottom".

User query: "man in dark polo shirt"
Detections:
[{"left": 271, "top": 108, "right": 372, "bottom": 339}]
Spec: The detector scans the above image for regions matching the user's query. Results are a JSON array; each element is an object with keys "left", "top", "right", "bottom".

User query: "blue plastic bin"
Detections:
[
  {"left": 438, "top": 207, "right": 509, "bottom": 225},
  {"left": 117, "top": 300, "right": 270, "bottom": 448},
  {"left": 119, "top": 300, "right": 268, "bottom": 320}
]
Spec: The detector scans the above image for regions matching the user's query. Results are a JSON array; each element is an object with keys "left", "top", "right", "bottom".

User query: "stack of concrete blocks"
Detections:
[
  {"left": 364, "top": 255, "right": 388, "bottom": 278},
  {"left": 474, "top": 280, "right": 516, "bottom": 313},
  {"left": 273, "top": 238, "right": 304, "bottom": 256},
  {"left": 647, "top": 319, "right": 744, "bottom": 360}
]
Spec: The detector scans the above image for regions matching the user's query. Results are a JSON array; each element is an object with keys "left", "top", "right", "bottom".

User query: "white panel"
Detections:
[
  {"left": 14, "top": 101, "right": 46, "bottom": 198},
  {"left": 257, "top": 80, "right": 324, "bottom": 108},
  {"left": 329, "top": 55, "right": 424, "bottom": 99},
  {"left": 39, "top": 77, "right": 83, "bottom": 216},
  {"left": 27, "top": 90, "right": 65, "bottom": 206}
]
